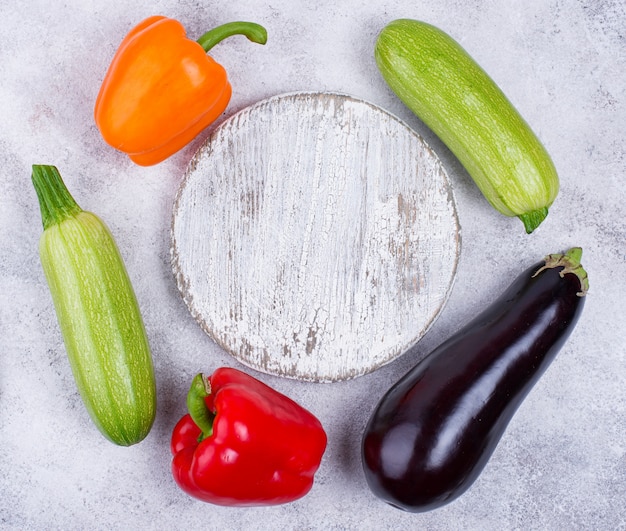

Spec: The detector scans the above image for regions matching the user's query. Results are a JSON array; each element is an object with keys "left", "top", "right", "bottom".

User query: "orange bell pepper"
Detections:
[{"left": 94, "top": 17, "right": 267, "bottom": 166}]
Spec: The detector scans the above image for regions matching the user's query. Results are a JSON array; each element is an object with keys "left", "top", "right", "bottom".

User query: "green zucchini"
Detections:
[
  {"left": 375, "top": 19, "right": 559, "bottom": 233},
  {"left": 32, "top": 165, "right": 156, "bottom": 446}
]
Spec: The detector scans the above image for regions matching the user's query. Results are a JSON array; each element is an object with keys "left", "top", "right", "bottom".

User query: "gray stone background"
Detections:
[{"left": 1, "top": 0, "right": 624, "bottom": 529}]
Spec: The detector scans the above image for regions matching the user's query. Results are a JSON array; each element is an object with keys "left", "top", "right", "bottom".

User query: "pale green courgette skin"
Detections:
[
  {"left": 375, "top": 19, "right": 559, "bottom": 233},
  {"left": 33, "top": 165, "right": 156, "bottom": 446}
]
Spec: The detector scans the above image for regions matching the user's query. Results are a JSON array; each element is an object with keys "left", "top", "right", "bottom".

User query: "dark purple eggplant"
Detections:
[{"left": 361, "top": 248, "right": 588, "bottom": 513}]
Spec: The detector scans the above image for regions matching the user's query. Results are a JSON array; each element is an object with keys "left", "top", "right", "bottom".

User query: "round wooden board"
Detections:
[{"left": 171, "top": 92, "right": 461, "bottom": 382}]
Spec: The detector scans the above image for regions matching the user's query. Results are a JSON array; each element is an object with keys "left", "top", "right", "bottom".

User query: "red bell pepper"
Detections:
[{"left": 171, "top": 367, "right": 327, "bottom": 506}]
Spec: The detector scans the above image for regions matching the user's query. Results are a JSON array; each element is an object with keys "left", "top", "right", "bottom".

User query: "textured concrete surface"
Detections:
[{"left": 1, "top": 0, "right": 625, "bottom": 529}]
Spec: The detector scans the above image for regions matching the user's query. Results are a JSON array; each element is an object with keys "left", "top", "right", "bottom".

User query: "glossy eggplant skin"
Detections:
[{"left": 361, "top": 249, "right": 588, "bottom": 513}]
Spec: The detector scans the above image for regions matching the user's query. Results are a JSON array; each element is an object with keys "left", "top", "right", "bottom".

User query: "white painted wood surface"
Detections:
[{"left": 171, "top": 92, "right": 460, "bottom": 382}]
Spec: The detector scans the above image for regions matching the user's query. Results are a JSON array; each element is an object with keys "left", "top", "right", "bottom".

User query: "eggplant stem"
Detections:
[{"left": 534, "top": 247, "right": 589, "bottom": 297}]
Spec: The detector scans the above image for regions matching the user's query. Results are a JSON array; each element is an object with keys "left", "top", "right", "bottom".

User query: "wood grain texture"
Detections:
[{"left": 171, "top": 92, "right": 461, "bottom": 382}]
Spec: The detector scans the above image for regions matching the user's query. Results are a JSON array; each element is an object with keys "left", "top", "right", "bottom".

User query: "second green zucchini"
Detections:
[
  {"left": 32, "top": 165, "right": 156, "bottom": 446},
  {"left": 375, "top": 19, "right": 559, "bottom": 233}
]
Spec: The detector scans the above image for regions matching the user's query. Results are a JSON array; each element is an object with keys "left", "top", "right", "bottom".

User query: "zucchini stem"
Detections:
[
  {"left": 518, "top": 207, "right": 548, "bottom": 234},
  {"left": 32, "top": 165, "right": 82, "bottom": 230}
]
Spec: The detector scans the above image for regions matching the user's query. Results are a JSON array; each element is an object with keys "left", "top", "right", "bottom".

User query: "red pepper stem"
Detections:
[
  {"left": 197, "top": 21, "right": 268, "bottom": 53},
  {"left": 186, "top": 373, "right": 215, "bottom": 440}
]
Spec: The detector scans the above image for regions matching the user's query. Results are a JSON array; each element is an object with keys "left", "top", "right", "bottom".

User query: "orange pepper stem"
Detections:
[{"left": 197, "top": 21, "right": 268, "bottom": 53}]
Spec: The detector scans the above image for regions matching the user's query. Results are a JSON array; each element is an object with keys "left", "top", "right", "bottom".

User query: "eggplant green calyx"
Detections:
[
  {"left": 197, "top": 21, "right": 267, "bottom": 53},
  {"left": 534, "top": 247, "right": 589, "bottom": 296},
  {"left": 187, "top": 373, "right": 215, "bottom": 441},
  {"left": 32, "top": 165, "right": 82, "bottom": 230}
]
